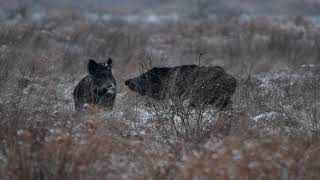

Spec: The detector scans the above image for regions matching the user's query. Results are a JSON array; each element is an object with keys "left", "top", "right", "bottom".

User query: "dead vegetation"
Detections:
[{"left": 0, "top": 12, "right": 320, "bottom": 179}]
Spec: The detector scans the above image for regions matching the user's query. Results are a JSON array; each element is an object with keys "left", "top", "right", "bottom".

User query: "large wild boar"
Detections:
[
  {"left": 73, "top": 59, "right": 117, "bottom": 111},
  {"left": 125, "top": 65, "right": 236, "bottom": 109}
]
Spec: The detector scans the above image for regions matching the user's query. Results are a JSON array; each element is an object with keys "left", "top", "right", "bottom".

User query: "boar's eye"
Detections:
[
  {"left": 141, "top": 74, "right": 148, "bottom": 79},
  {"left": 149, "top": 73, "right": 160, "bottom": 82},
  {"left": 93, "top": 77, "right": 104, "bottom": 86}
]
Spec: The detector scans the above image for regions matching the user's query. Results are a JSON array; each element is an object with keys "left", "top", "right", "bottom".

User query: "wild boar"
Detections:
[
  {"left": 73, "top": 59, "right": 117, "bottom": 111},
  {"left": 125, "top": 65, "right": 236, "bottom": 109}
]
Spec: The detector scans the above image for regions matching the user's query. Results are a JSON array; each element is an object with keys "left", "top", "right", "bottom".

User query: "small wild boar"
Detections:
[
  {"left": 73, "top": 59, "right": 117, "bottom": 111},
  {"left": 125, "top": 65, "right": 236, "bottom": 109}
]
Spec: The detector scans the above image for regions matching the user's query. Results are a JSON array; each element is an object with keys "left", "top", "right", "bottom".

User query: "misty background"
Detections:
[{"left": 1, "top": 0, "right": 320, "bottom": 23}]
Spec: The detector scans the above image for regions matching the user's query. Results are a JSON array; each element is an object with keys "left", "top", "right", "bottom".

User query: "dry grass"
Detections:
[
  {"left": 2, "top": 124, "right": 175, "bottom": 180},
  {"left": 0, "top": 12, "right": 319, "bottom": 179},
  {"left": 178, "top": 137, "right": 320, "bottom": 180}
]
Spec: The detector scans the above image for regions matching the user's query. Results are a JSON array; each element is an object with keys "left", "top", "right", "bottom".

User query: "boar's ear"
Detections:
[
  {"left": 106, "top": 58, "right": 112, "bottom": 68},
  {"left": 88, "top": 59, "right": 98, "bottom": 75}
]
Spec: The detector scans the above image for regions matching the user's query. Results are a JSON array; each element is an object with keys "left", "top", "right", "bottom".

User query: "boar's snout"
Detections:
[
  {"left": 125, "top": 79, "right": 130, "bottom": 86},
  {"left": 97, "top": 84, "right": 116, "bottom": 96},
  {"left": 105, "top": 84, "right": 116, "bottom": 95},
  {"left": 125, "top": 79, "right": 135, "bottom": 89},
  {"left": 125, "top": 79, "right": 145, "bottom": 95}
]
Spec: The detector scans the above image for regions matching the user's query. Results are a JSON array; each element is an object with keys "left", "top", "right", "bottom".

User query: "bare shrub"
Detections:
[
  {"left": 145, "top": 97, "right": 218, "bottom": 144},
  {"left": 178, "top": 137, "right": 319, "bottom": 180},
  {"left": 134, "top": 60, "right": 233, "bottom": 144},
  {"left": 211, "top": 111, "right": 253, "bottom": 138},
  {"left": 1, "top": 120, "right": 176, "bottom": 180},
  {"left": 1, "top": 12, "right": 320, "bottom": 179}
]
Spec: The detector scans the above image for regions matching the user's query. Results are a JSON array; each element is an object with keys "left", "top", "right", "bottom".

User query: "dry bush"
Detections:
[
  {"left": 178, "top": 137, "right": 320, "bottom": 180},
  {"left": 233, "top": 63, "right": 320, "bottom": 139},
  {"left": 211, "top": 111, "right": 253, "bottom": 138},
  {"left": 0, "top": 13, "right": 320, "bottom": 179},
  {"left": 145, "top": 97, "right": 218, "bottom": 144},
  {"left": 1, "top": 119, "right": 177, "bottom": 180},
  {"left": 131, "top": 61, "right": 224, "bottom": 144}
]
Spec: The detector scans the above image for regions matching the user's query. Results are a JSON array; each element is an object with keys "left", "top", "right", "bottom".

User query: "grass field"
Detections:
[{"left": 0, "top": 3, "right": 320, "bottom": 179}]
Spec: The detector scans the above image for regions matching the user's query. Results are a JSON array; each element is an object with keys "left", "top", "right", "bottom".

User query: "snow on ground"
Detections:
[
  {"left": 255, "top": 65, "right": 317, "bottom": 92},
  {"left": 253, "top": 111, "right": 283, "bottom": 122}
]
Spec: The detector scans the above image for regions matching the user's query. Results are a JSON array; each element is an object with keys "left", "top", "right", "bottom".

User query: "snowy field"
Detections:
[{"left": 0, "top": 7, "right": 320, "bottom": 180}]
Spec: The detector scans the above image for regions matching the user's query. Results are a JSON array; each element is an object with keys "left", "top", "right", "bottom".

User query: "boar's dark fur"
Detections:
[
  {"left": 73, "top": 59, "right": 117, "bottom": 111},
  {"left": 125, "top": 65, "right": 236, "bottom": 109}
]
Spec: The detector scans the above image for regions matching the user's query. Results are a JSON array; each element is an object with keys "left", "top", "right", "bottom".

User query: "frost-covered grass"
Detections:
[{"left": 0, "top": 14, "right": 320, "bottom": 179}]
